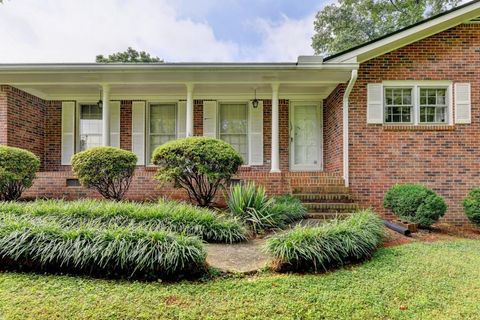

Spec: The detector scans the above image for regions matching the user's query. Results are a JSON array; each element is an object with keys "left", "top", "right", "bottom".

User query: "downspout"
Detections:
[{"left": 343, "top": 69, "right": 358, "bottom": 188}]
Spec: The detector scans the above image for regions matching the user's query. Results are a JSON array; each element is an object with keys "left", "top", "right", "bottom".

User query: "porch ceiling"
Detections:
[{"left": 0, "top": 62, "right": 358, "bottom": 100}]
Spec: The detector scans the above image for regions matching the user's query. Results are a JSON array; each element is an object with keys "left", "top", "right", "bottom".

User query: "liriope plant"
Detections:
[
  {"left": 265, "top": 209, "right": 384, "bottom": 272},
  {"left": 0, "top": 214, "right": 207, "bottom": 278},
  {"left": 0, "top": 199, "right": 247, "bottom": 243}
]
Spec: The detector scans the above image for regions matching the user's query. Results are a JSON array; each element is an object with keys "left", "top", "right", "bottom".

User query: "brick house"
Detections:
[{"left": 1, "top": 1, "right": 480, "bottom": 223}]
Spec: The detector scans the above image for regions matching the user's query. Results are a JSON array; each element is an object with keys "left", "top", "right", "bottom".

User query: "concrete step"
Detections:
[
  {"left": 305, "top": 212, "right": 352, "bottom": 220},
  {"left": 304, "top": 202, "right": 360, "bottom": 213},
  {"left": 293, "top": 193, "right": 353, "bottom": 203}
]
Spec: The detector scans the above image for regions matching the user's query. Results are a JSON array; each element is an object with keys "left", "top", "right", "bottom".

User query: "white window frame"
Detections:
[
  {"left": 146, "top": 102, "right": 178, "bottom": 164},
  {"left": 217, "top": 101, "right": 250, "bottom": 163},
  {"left": 382, "top": 81, "right": 453, "bottom": 125},
  {"left": 76, "top": 101, "right": 102, "bottom": 153}
]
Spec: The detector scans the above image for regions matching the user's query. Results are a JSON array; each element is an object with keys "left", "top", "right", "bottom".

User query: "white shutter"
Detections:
[
  {"left": 61, "top": 101, "right": 75, "bottom": 165},
  {"left": 367, "top": 84, "right": 384, "bottom": 124},
  {"left": 248, "top": 100, "right": 263, "bottom": 165},
  {"left": 455, "top": 83, "right": 471, "bottom": 124},
  {"left": 203, "top": 101, "right": 217, "bottom": 138},
  {"left": 110, "top": 101, "right": 121, "bottom": 148},
  {"left": 177, "top": 101, "right": 187, "bottom": 138},
  {"left": 132, "top": 101, "right": 146, "bottom": 165}
]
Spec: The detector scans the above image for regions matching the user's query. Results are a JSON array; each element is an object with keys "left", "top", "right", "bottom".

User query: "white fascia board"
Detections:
[{"left": 327, "top": 2, "right": 480, "bottom": 63}]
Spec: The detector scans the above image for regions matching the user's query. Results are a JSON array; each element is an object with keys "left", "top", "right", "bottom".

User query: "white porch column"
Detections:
[
  {"left": 102, "top": 84, "right": 111, "bottom": 146},
  {"left": 186, "top": 83, "right": 195, "bottom": 137},
  {"left": 270, "top": 83, "right": 280, "bottom": 173}
]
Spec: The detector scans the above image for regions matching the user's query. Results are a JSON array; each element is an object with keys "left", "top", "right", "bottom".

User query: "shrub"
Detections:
[
  {"left": 0, "top": 199, "right": 247, "bottom": 243},
  {"left": 270, "top": 194, "right": 307, "bottom": 223},
  {"left": 0, "top": 215, "right": 206, "bottom": 279},
  {"left": 228, "top": 183, "right": 275, "bottom": 233},
  {"left": 152, "top": 137, "right": 243, "bottom": 207},
  {"left": 265, "top": 210, "right": 384, "bottom": 272},
  {"left": 71, "top": 147, "right": 137, "bottom": 201},
  {"left": 227, "top": 185, "right": 306, "bottom": 233},
  {"left": 383, "top": 184, "right": 447, "bottom": 226},
  {"left": 0, "top": 145, "right": 40, "bottom": 201},
  {"left": 463, "top": 188, "right": 480, "bottom": 225}
]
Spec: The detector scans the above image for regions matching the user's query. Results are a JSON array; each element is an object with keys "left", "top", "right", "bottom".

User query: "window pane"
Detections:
[
  {"left": 150, "top": 104, "right": 176, "bottom": 134},
  {"left": 80, "top": 104, "right": 102, "bottom": 151},
  {"left": 219, "top": 103, "right": 248, "bottom": 161},
  {"left": 384, "top": 88, "right": 412, "bottom": 123},
  {"left": 149, "top": 104, "right": 177, "bottom": 161},
  {"left": 419, "top": 88, "right": 447, "bottom": 123},
  {"left": 220, "top": 104, "right": 247, "bottom": 134}
]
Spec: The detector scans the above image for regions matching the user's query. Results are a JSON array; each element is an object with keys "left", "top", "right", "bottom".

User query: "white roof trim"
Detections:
[{"left": 326, "top": 1, "right": 480, "bottom": 63}]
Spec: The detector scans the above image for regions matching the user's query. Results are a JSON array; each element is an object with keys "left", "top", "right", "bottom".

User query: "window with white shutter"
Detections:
[
  {"left": 248, "top": 101, "right": 263, "bottom": 165},
  {"left": 132, "top": 101, "right": 146, "bottom": 165}
]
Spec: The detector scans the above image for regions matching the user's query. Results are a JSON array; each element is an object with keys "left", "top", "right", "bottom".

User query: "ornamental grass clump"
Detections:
[
  {"left": 0, "top": 199, "right": 247, "bottom": 243},
  {"left": 383, "top": 184, "right": 447, "bottom": 227},
  {"left": 0, "top": 145, "right": 40, "bottom": 201},
  {"left": 227, "top": 183, "right": 306, "bottom": 233},
  {"left": 0, "top": 215, "right": 206, "bottom": 279},
  {"left": 71, "top": 147, "right": 137, "bottom": 201},
  {"left": 265, "top": 210, "right": 384, "bottom": 272}
]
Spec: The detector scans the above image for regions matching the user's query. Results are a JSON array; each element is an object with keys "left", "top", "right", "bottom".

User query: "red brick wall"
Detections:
[
  {"left": 0, "top": 86, "right": 46, "bottom": 167},
  {"left": 348, "top": 23, "right": 480, "bottom": 224},
  {"left": 323, "top": 85, "right": 345, "bottom": 173},
  {"left": 120, "top": 101, "right": 132, "bottom": 151},
  {"left": 44, "top": 101, "right": 64, "bottom": 171}
]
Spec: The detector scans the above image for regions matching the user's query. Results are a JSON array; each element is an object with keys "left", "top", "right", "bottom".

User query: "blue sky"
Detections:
[{"left": 0, "top": 0, "right": 331, "bottom": 62}]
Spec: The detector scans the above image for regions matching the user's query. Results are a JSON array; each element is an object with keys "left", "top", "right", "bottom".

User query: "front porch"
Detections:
[{"left": 0, "top": 59, "right": 359, "bottom": 202}]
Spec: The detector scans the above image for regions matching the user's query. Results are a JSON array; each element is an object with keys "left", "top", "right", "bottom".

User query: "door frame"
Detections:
[{"left": 289, "top": 101, "right": 323, "bottom": 172}]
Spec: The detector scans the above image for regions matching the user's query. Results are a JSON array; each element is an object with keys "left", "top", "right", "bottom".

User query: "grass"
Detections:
[
  {"left": 0, "top": 214, "right": 206, "bottom": 279},
  {"left": 0, "top": 240, "right": 479, "bottom": 319},
  {"left": 266, "top": 210, "right": 384, "bottom": 271},
  {"left": 0, "top": 199, "right": 247, "bottom": 243}
]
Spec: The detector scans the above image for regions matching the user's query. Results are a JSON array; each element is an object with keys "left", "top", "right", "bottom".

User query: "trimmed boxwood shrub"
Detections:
[
  {"left": 71, "top": 147, "right": 137, "bottom": 201},
  {"left": 383, "top": 184, "right": 447, "bottom": 226},
  {"left": 152, "top": 137, "right": 243, "bottom": 207},
  {"left": 0, "top": 145, "right": 40, "bottom": 201},
  {"left": 0, "top": 215, "right": 206, "bottom": 279},
  {"left": 0, "top": 199, "right": 247, "bottom": 243},
  {"left": 463, "top": 188, "right": 480, "bottom": 225},
  {"left": 265, "top": 210, "right": 383, "bottom": 272}
]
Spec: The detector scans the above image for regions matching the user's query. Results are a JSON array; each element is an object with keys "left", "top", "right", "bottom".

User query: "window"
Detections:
[
  {"left": 420, "top": 88, "right": 447, "bottom": 123},
  {"left": 384, "top": 88, "right": 413, "bottom": 123},
  {"left": 149, "top": 103, "right": 176, "bottom": 161},
  {"left": 79, "top": 104, "right": 103, "bottom": 151},
  {"left": 219, "top": 103, "right": 248, "bottom": 161},
  {"left": 383, "top": 84, "right": 450, "bottom": 125}
]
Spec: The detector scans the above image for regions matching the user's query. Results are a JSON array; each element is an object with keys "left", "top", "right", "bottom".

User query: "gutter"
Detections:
[{"left": 342, "top": 69, "right": 358, "bottom": 187}]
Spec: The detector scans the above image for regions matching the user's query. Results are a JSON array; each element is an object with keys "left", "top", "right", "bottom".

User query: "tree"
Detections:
[
  {"left": 96, "top": 47, "right": 163, "bottom": 63},
  {"left": 312, "top": 0, "right": 462, "bottom": 56}
]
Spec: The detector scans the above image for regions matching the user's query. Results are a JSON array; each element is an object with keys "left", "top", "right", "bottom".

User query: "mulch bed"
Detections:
[{"left": 382, "top": 223, "right": 480, "bottom": 248}]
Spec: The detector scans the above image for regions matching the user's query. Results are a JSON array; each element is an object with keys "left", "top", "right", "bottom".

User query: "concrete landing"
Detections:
[{"left": 206, "top": 238, "right": 269, "bottom": 273}]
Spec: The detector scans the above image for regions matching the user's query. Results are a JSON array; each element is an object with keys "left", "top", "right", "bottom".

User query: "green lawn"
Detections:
[{"left": 1, "top": 240, "right": 480, "bottom": 319}]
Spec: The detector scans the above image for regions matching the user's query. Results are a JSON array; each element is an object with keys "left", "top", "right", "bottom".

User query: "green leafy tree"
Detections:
[
  {"left": 96, "top": 47, "right": 163, "bottom": 63},
  {"left": 312, "top": 0, "right": 462, "bottom": 56}
]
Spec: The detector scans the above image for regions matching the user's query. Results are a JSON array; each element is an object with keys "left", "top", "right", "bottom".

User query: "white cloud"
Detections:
[
  {"left": 0, "top": 0, "right": 317, "bottom": 62},
  {"left": 242, "top": 14, "right": 316, "bottom": 62}
]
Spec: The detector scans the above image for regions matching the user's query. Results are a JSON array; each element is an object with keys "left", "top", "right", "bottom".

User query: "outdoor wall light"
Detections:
[{"left": 252, "top": 89, "right": 259, "bottom": 108}]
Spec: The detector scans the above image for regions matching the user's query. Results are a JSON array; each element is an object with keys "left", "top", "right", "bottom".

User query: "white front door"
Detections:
[{"left": 290, "top": 102, "right": 323, "bottom": 171}]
